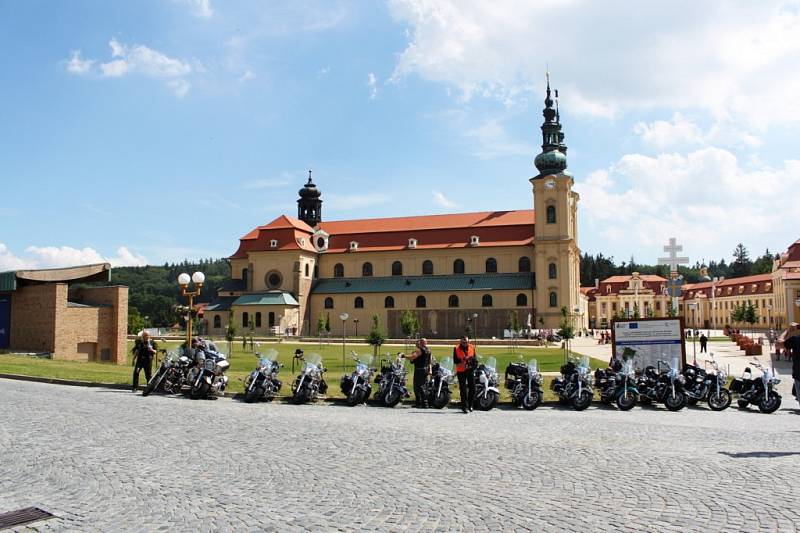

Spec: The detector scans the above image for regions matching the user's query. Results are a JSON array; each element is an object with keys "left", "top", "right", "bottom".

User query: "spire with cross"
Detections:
[{"left": 657, "top": 237, "right": 690, "bottom": 279}]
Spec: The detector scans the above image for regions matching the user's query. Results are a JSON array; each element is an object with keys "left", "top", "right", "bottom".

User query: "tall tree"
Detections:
[{"left": 731, "top": 243, "right": 752, "bottom": 278}]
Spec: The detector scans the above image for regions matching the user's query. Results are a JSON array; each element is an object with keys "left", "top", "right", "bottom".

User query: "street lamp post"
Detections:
[
  {"left": 353, "top": 318, "right": 359, "bottom": 338},
  {"left": 472, "top": 313, "right": 479, "bottom": 351},
  {"left": 339, "top": 312, "right": 349, "bottom": 372},
  {"left": 687, "top": 302, "right": 697, "bottom": 364},
  {"left": 178, "top": 271, "right": 205, "bottom": 348},
  {"left": 765, "top": 304, "right": 773, "bottom": 354}
]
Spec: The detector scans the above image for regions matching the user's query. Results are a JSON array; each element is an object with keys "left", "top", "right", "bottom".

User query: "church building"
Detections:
[{"left": 204, "top": 81, "right": 585, "bottom": 338}]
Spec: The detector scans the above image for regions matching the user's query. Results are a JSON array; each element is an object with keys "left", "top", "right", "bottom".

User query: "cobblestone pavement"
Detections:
[{"left": 2, "top": 379, "right": 799, "bottom": 532}]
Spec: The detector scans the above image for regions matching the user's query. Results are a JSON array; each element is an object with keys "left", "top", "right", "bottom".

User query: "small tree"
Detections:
[
  {"left": 247, "top": 316, "right": 256, "bottom": 351},
  {"left": 666, "top": 303, "right": 677, "bottom": 317},
  {"left": 325, "top": 313, "right": 331, "bottom": 333},
  {"left": 367, "top": 314, "right": 386, "bottom": 357},
  {"left": 226, "top": 315, "right": 237, "bottom": 355},
  {"left": 730, "top": 304, "right": 745, "bottom": 330},
  {"left": 317, "top": 313, "right": 327, "bottom": 336},
  {"left": 646, "top": 306, "right": 655, "bottom": 318},
  {"left": 557, "top": 306, "right": 575, "bottom": 362},
  {"left": 616, "top": 307, "right": 627, "bottom": 320},
  {"left": 128, "top": 307, "right": 146, "bottom": 334},
  {"left": 401, "top": 310, "right": 420, "bottom": 338},
  {"left": 508, "top": 310, "right": 522, "bottom": 354},
  {"left": 743, "top": 303, "right": 757, "bottom": 337},
  {"left": 632, "top": 304, "right": 641, "bottom": 319}
]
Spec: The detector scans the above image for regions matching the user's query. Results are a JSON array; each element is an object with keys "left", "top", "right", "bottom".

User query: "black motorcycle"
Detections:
[
  {"left": 505, "top": 357, "right": 543, "bottom": 410},
  {"left": 340, "top": 353, "right": 375, "bottom": 406},
  {"left": 731, "top": 360, "right": 782, "bottom": 414},
  {"left": 550, "top": 355, "right": 593, "bottom": 411},
  {"left": 636, "top": 359, "right": 686, "bottom": 411},
  {"left": 373, "top": 353, "right": 410, "bottom": 407},
  {"left": 142, "top": 349, "right": 192, "bottom": 396},
  {"left": 473, "top": 356, "right": 500, "bottom": 411},
  {"left": 423, "top": 356, "right": 455, "bottom": 409},
  {"left": 243, "top": 349, "right": 283, "bottom": 403},
  {"left": 186, "top": 347, "right": 230, "bottom": 399},
  {"left": 683, "top": 354, "right": 732, "bottom": 411},
  {"left": 290, "top": 351, "right": 328, "bottom": 404},
  {"left": 594, "top": 359, "right": 638, "bottom": 411}
]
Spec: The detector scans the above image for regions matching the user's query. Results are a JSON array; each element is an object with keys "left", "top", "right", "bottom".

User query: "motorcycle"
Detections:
[
  {"left": 505, "top": 357, "right": 543, "bottom": 410},
  {"left": 243, "top": 349, "right": 283, "bottom": 403},
  {"left": 373, "top": 353, "right": 410, "bottom": 407},
  {"left": 142, "top": 349, "right": 192, "bottom": 397},
  {"left": 340, "top": 353, "right": 375, "bottom": 406},
  {"left": 473, "top": 356, "right": 500, "bottom": 411},
  {"left": 424, "top": 356, "right": 455, "bottom": 409},
  {"left": 186, "top": 347, "right": 230, "bottom": 399},
  {"left": 683, "top": 353, "right": 732, "bottom": 411},
  {"left": 550, "top": 355, "right": 593, "bottom": 411},
  {"left": 636, "top": 358, "right": 686, "bottom": 411},
  {"left": 731, "top": 359, "right": 782, "bottom": 414},
  {"left": 595, "top": 358, "right": 638, "bottom": 411},
  {"left": 290, "top": 351, "right": 328, "bottom": 404}
]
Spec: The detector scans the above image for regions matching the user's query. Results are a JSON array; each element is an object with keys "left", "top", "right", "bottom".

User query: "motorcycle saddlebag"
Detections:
[
  {"left": 729, "top": 378, "right": 745, "bottom": 393},
  {"left": 505, "top": 362, "right": 527, "bottom": 378},
  {"left": 504, "top": 378, "right": 518, "bottom": 390}
]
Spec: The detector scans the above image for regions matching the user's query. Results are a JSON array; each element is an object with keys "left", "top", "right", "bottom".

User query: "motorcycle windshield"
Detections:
[
  {"left": 483, "top": 357, "right": 497, "bottom": 372},
  {"left": 263, "top": 348, "right": 279, "bottom": 363},
  {"left": 358, "top": 354, "right": 374, "bottom": 366},
  {"left": 528, "top": 359, "right": 539, "bottom": 373},
  {"left": 305, "top": 352, "right": 322, "bottom": 369},
  {"left": 439, "top": 357, "right": 454, "bottom": 375}
]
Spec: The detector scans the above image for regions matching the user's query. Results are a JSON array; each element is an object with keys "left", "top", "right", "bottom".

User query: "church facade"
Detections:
[{"left": 204, "top": 82, "right": 585, "bottom": 338}]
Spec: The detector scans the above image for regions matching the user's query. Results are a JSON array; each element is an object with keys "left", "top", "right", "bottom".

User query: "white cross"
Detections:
[{"left": 657, "top": 237, "right": 690, "bottom": 275}]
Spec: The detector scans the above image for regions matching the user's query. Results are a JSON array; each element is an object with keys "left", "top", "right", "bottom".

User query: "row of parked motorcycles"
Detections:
[
  {"left": 549, "top": 353, "right": 783, "bottom": 413},
  {"left": 143, "top": 344, "right": 784, "bottom": 414}
]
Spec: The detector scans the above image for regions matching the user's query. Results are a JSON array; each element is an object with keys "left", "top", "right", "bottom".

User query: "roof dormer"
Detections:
[
  {"left": 349, "top": 241, "right": 359, "bottom": 252},
  {"left": 408, "top": 238, "right": 417, "bottom": 249}
]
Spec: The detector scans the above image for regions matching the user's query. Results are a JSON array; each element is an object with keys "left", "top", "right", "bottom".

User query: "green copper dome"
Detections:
[{"left": 534, "top": 148, "right": 567, "bottom": 175}]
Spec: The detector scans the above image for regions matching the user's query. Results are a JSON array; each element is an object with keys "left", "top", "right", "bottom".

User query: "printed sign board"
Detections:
[{"left": 611, "top": 317, "right": 686, "bottom": 370}]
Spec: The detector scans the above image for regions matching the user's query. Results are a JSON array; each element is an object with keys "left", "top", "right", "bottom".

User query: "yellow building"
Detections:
[
  {"left": 583, "top": 273, "right": 672, "bottom": 329},
  {"left": 204, "top": 81, "right": 585, "bottom": 338}
]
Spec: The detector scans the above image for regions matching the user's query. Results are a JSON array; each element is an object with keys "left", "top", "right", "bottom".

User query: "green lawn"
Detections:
[{"left": 0, "top": 341, "right": 606, "bottom": 402}]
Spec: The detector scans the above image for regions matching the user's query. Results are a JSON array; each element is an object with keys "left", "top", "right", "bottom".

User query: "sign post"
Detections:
[{"left": 611, "top": 317, "right": 686, "bottom": 370}]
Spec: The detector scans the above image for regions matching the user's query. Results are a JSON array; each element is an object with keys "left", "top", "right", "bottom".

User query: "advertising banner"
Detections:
[{"left": 611, "top": 317, "right": 686, "bottom": 370}]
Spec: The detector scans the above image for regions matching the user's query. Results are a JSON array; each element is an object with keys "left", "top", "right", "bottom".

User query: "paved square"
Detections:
[{"left": 1, "top": 378, "right": 799, "bottom": 532}]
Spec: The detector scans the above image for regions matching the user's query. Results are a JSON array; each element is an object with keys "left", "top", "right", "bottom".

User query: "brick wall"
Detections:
[
  {"left": 71, "top": 286, "right": 129, "bottom": 364},
  {"left": 9, "top": 283, "right": 59, "bottom": 353}
]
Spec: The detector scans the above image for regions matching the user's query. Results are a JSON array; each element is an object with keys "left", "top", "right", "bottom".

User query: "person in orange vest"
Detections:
[{"left": 453, "top": 335, "right": 477, "bottom": 413}]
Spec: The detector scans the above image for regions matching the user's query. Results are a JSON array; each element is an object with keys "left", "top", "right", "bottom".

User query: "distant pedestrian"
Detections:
[
  {"left": 132, "top": 331, "right": 157, "bottom": 392},
  {"left": 408, "top": 338, "right": 431, "bottom": 408},
  {"left": 699, "top": 333, "right": 708, "bottom": 353},
  {"left": 453, "top": 336, "right": 477, "bottom": 414}
]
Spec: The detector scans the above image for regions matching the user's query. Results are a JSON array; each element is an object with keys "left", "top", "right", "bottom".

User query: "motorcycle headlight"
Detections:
[
  {"left": 677, "top": 375, "right": 686, "bottom": 385},
  {"left": 535, "top": 374, "right": 544, "bottom": 385},
  {"left": 204, "top": 359, "right": 215, "bottom": 371},
  {"left": 772, "top": 378, "right": 781, "bottom": 385}
]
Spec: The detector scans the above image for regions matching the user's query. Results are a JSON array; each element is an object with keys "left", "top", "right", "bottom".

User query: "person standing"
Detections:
[
  {"left": 453, "top": 336, "right": 476, "bottom": 414},
  {"left": 408, "top": 338, "right": 432, "bottom": 408},
  {"left": 132, "top": 331, "right": 157, "bottom": 392},
  {"left": 699, "top": 333, "right": 708, "bottom": 353},
  {"left": 784, "top": 332, "right": 800, "bottom": 406}
]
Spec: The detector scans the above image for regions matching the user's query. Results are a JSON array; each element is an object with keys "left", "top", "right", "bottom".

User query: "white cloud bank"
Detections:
[
  {"left": 575, "top": 148, "right": 800, "bottom": 258},
  {"left": 388, "top": 1, "right": 800, "bottom": 127},
  {"left": 432, "top": 190, "right": 457, "bottom": 208},
  {"left": 64, "top": 39, "right": 193, "bottom": 97},
  {"left": 0, "top": 244, "right": 148, "bottom": 271}
]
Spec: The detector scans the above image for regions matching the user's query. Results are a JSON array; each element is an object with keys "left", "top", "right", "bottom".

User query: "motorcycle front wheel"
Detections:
[
  {"left": 522, "top": 389, "right": 540, "bottom": 411},
  {"left": 244, "top": 387, "right": 264, "bottom": 403},
  {"left": 142, "top": 369, "right": 164, "bottom": 397},
  {"left": 664, "top": 390, "right": 686, "bottom": 411},
  {"left": 758, "top": 391, "right": 781, "bottom": 414},
  {"left": 572, "top": 390, "right": 592, "bottom": 411},
  {"left": 384, "top": 388, "right": 402, "bottom": 407},
  {"left": 707, "top": 389, "right": 732, "bottom": 411},
  {"left": 430, "top": 390, "right": 451, "bottom": 409},
  {"left": 191, "top": 380, "right": 211, "bottom": 400},
  {"left": 616, "top": 393, "right": 636, "bottom": 411},
  {"left": 737, "top": 398, "right": 750, "bottom": 409},
  {"left": 476, "top": 390, "right": 499, "bottom": 411},
  {"left": 345, "top": 388, "right": 364, "bottom": 406}
]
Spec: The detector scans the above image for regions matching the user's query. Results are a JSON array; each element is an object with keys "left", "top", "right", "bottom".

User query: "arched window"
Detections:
[
  {"left": 516, "top": 293, "right": 528, "bottom": 306},
  {"left": 416, "top": 295, "right": 427, "bottom": 308},
  {"left": 354, "top": 296, "right": 364, "bottom": 308},
  {"left": 268, "top": 312, "right": 275, "bottom": 328},
  {"left": 391, "top": 261, "right": 403, "bottom": 276},
  {"left": 362, "top": 262, "right": 373, "bottom": 277},
  {"left": 485, "top": 258, "right": 497, "bottom": 273},
  {"left": 255, "top": 312, "right": 262, "bottom": 327},
  {"left": 549, "top": 291, "right": 557, "bottom": 308},
  {"left": 422, "top": 260, "right": 434, "bottom": 275},
  {"left": 548, "top": 263, "right": 557, "bottom": 279},
  {"left": 448, "top": 295, "right": 459, "bottom": 308},
  {"left": 546, "top": 205, "right": 556, "bottom": 224},
  {"left": 482, "top": 294, "right": 493, "bottom": 307},
  {"left": 241, "top": 267, "right": 248, "bottom": 281},
  {"left": 384, "top": 296, "right": 395, "bottom": 308},
  {"left": 213, "top": 315, "right": 221, "bottom": 328},
  {"left": 453, "top": 259, "right": 465, "bottom": 274},
  {"left": 304, "top": 263, "right": 310, "bottom": 277},
  {"left": 324, "top": 297, "right": 334, "bottom": 309},
  {"left": 242, "top": 312, "right": 249, "bottom": 327},
  {"left": 333, "top": 263, "right": 344, "bottom": 278},
  {"left": 313, "top": 265, "right": 318, "bottom": 278},
  {"left": 518, "top": 257, "right": 531, "bottom": 273}
]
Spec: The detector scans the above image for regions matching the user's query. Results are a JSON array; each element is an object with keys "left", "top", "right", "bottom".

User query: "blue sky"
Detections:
[{"left": 2, "top": 0, "right": 799, "bottom": 271}]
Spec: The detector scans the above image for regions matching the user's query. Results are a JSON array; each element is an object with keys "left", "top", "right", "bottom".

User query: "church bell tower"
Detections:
[
  {"left": 530, "top": 74, "right": 582, "bottom": 328},
  {"left": 297, "top": 170, "right": 322, "bottom": 227}
]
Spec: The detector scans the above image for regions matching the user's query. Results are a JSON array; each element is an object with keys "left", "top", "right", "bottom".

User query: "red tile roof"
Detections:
[
  {"left": 595, "top": 274, "right": 668, "bottom": 297},
  {"left": 683, "top": 273, "right": 773, "bottom": 300}
]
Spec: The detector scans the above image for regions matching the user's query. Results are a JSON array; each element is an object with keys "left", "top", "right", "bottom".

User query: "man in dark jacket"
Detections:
[
  {"left": 699, "top": 333, "right": 708, "bottom": 353},
  {"left": 132, "top": 331, "right": 157, "bottom": 392},
  {"left": 408, "top": 338, "right": 431, "bottom": 408},
  {"left": 453, "top": 336, "right": 476, "bottom": 413},
  {"left": 784, "top": 331, "right": 800, "bottom": 405}
]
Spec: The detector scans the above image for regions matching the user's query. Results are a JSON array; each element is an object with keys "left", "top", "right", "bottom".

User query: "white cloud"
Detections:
[
  {"left": 318, "top": 66, "right": 331, "bottom": 77},
  {"left": 388, "top": 1, "right": 800, "bottom": 127},
  {"left": 432, "top": 191, "right": 457, "bottom": 208},
  {"left": 240, "top": 176, "right": 291, "bottom": 189},
  {"left": 0, "top": 244, "right": 148, "bottom": 271},
  {"left": 181, "top": 0, "right": 213, "bottom": 18},
  {"left": 634, "top": 113, "right": 764, "bottom": 150},
  {"left": 325, "top": 193, "right": 389, "bottom": 210},
  {"left": 238, "top": 69, "right": 256, "bottom": 83},
  {"left": 367, "top": 72, "right": 378, "bottom": 99},
  {"left": 64, "top": 39, "right": 193, "bottom": 97},
  {"left": 65, "top": 50, "right": 94, "bottom": 74},
  {"left": 575, "top": 147, "right": 800, "bottom": 259},
  {"left": 463, "top": 117, "right": 530, "bottom": 159}
]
